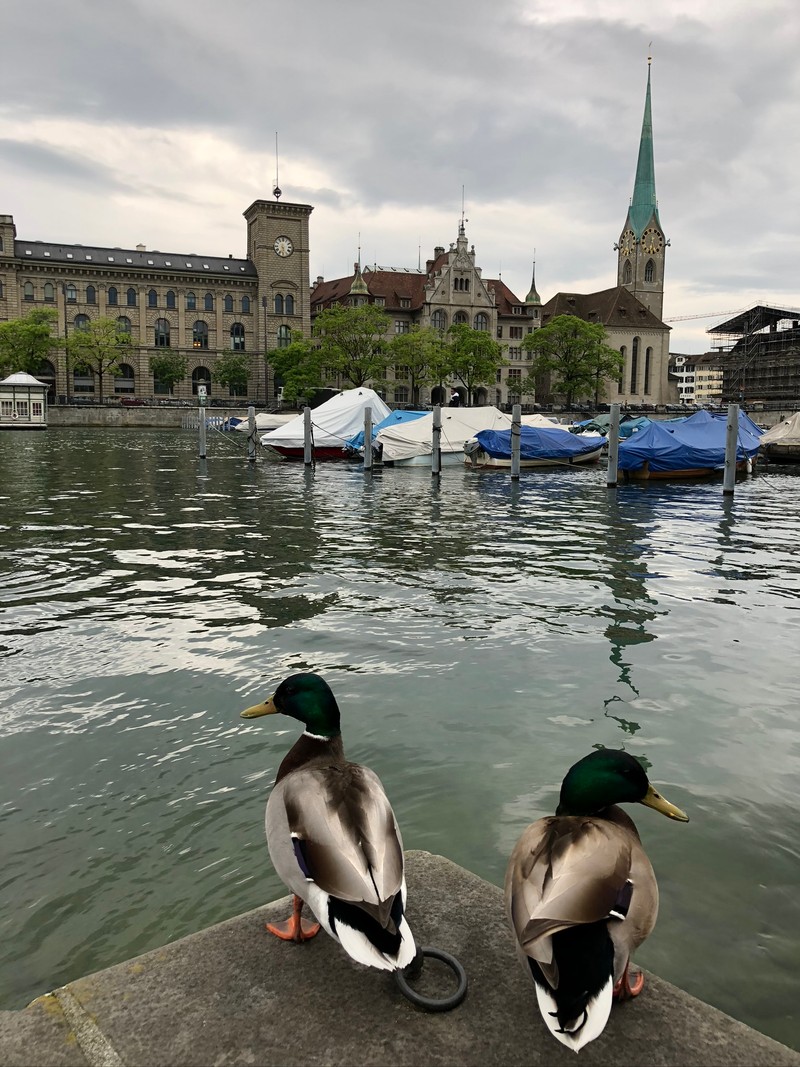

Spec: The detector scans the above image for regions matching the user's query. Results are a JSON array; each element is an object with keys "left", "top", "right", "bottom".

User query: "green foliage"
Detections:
[
  {"left": 268, "top": 332, "right": 326, "bottom": 403},
  {"left": 0, "top": 309, "right": 59, "bottom": 375},
  {"left": 212, "top": 350, "right": 250, "bottom": 394},
  {"left": 312, "top": 303, "right": 390, "bottom": 387},
  {"left": 442, "top": 324, "right": 504, "bottom": 405},
  {"left": 521, "top": 315, "right": 624, "bottom": 407},
  {"left": 382, "top": 326, "right": 446, "bottom": 406},
  {"left": 149, "top": 350, "right": 188, "bottom": 395},
  {"left": 66, "top": 317, "right": 132, "bottom": 401}
]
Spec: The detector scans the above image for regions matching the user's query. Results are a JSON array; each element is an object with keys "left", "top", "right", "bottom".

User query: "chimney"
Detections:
[{"left": 136, "top": 243, "right": 146, "bottom": 252}]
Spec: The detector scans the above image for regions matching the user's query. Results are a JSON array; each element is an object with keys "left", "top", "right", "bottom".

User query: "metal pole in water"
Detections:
[
  {"left": 510, "top": 403, "right": 521, "bottom": 480},
  {"left": 606, "top": 403, "right": 620, "bottom": 487},
  {"left": 303, "top": 406, "right": 313, "bottom": 466},
  {"left": 723, "top": 403, "right": 739, "bottom": 496},
  {"left": 247, "top": 405, "right": 256, "bottom": 463},
  {"left": 432, "top": 404, "right": 442, "bottom": 477},
  {"left": 198, "top": 387, "right": 207, "bottom": 459},
  {"left": 363, "top": 406, "right": 373, "bottom": 473}
]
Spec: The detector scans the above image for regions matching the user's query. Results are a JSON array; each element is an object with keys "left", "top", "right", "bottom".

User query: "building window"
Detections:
[
  {"left": 431, "top": 309, "right": 447, "bottom": 331},
  {"left": 241, "top": 295, "right": 251, "bottom": 314},
  {"left": 508, "top": 347, "right": 522, "bottom": 360},
  {"left": 496, "top": 325, "right": 503, "bottom": 338},
  {"left": 223, "top": 294, "right": 234, "bottom": 313},
  {"left": 285, "top": 294, "right": 295, "bottom": 315},
  {"left": 155, "top": 318, "right": 171, "bottom": 347},
  {"left": 394, "top": 386, "right": 410, "bottom": 404},
  {"left": 86, "top": 285, "right": 96, "bottom": 305},
  {"left": 74, "top": 314, "right": 90, "bottom": 331},
  {"left": 127, "top": 287, "right": 137, "bottom": 306},
  {"left": 644, "top": 259, "right": 655, "bottom": 283},
  {"left": 453, "top": 311, "right": 468, "bottom": 325},
  {"left": 66, "top": 284, "right": 77, "bottom": 303},
  {"left": 274, "top": 294, "right": 284, "bottom": 315},
  {"left": 644, "top": 347, "right": 652, "bottom": 393},
  {"left": 509, "top": 326, "right": 523, "bottom": 339},
  {"left": 496, "top": 368, "right": 502, "bottom": 383},
  {"left": 116, "top": 316, "right": 131, "bottom": 334},
  {"left": 474, "top": 313, "right": 489, "bottom": 332},
  {"left": 618, "top": 346, "right": 626, "bottom": 392},
  {"left": 73, "top": 368, "right": 95, "bottom": 394},
  {"left": 395, "top": 320, "right": 409, "bottom": 334},
  {"left": 191, "top": 367, "right": 211, "bottom": 396},
  {"left": 186, "top": 292, "right": 197, "bottom": 310},
  {"left": 394, "top": 364, "right": 410, "bottom": 380},
  {"left": 230, "top": 322, "right": 245, "bottom": 351},
  {"left": 108, "top": 286, "right": 118, "bottom": 306},
  {"left": 512, "top": 306, "right": 522, "bottom": 315},
  {"left": 44, "top": 282, "right": 55, "bottom": 302},
  {"left": 114, "top": 363, "right": 135, "bottom": 394},
  {"left": 204, "top": 292, "right": 214, "bottom": 312},
  {"left": 193, "top": 320, "right": 209, "bottom": 349},
  {"left": 374, "top": 297, "right": 385, "bottom": 307},
  {"left": 166, "top": 290, "right": 176, "bottom": 310},
  {"left": 454, "top": 277, "right": 470, "bottom": 292},
  {"left": 400, "top": 298, "right": 411, "bottom": 309},
  {"left": 277, "top": 325, "right": 291, "bottom": 348},
  {"left": 630, "top": 336, "right": 640, "bottom": 394},
  {"left": 22, "top": 281, "right": 34, "bottom": 301},
  {"left": 148, "top": 289, "right": 158, "bottom": 308},
  {"left": 623, "top": 260, "right": 633, "bottom": 284}
]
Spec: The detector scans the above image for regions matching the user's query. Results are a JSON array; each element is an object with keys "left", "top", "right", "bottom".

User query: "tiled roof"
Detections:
[
  {"left": 541, "top": 287, "right": 668, "bottom": 330},
  {"left": 311, "top": 266, "right": 526, "bottom": 314},
  {"left": 14, "top": 240, "right": 257, "bottom": 277}
]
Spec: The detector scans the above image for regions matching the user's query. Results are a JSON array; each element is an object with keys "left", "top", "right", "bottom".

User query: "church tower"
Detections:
[{"left": 617, "top": 58, "right": 667, "bottom": 320}]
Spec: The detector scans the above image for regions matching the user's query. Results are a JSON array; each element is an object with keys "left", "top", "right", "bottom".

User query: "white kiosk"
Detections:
[{"left": 0, "top": 372, "right": 48, "bottom": 431}]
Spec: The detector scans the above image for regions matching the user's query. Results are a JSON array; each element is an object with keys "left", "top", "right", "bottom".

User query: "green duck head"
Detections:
[
  {"left": 240, "top": 672, "right": 341, "bottom": 739},
  {"left": 556, "top": 749, "right": 689, "bottom": 821}
]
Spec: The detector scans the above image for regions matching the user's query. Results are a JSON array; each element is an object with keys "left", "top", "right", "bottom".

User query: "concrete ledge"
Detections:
[{"left": 1, "top": 852, "right": 797, "bottom": 1066}]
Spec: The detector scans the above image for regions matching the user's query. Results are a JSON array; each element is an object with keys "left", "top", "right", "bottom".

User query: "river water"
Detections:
[{"left": 0, "top": 426, "right": 798, "bottom": 1049}]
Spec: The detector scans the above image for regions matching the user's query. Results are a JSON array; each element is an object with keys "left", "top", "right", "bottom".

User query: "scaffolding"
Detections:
[{"left": 707, "top": 304, "right": 800, "bottom": 403}]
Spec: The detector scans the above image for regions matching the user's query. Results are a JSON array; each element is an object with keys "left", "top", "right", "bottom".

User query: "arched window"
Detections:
[
  {"left": 241, "top": 295, "right": 251, "bottom": 314},
  {"left": 148, "top": 289, "right": 158, "bottom": 308},
  {"left": 108, "top": 286, "right": 118, "bottom": 306},
  {"left": 193, "top": 320, "right": 209, "bottom": 349},
  {"left": 623, "top": 260, "right": 633, "bottom": 284},
  {"left": 453, "top": 311, "right": 468, "bottom": 325},
  {"left": 431, "top": 309, "right": 447, "bottom": 331},
  {"left": 66, "top": 284, "right": 77, "bottom": 303},
  {"left": 618, "top": 347, "right": 626, "bottom": 392},
  {"left": 630, "top": 336, "right": 640, "bottom": 394},
  {"left": 154, "top": 319, "right": 170, "bottom": 347},
  {"left": 285, "top": 294, "right": 295, "bottom": 315},
  {"left": 44, "top": 282, "right": 55, "bottom": 302},
  {"left": 644, "top": 347, "right": 653, "bottom": 394},
  {"left": 86, "top": 285, "right": 96, "bottom": 305},
  {"left": 274, "top": 294, "right": 284, "bottom": 315},
  {"left": 114, "top": 364, "right": 135, "bottom": 394},
  {"left": 474, "top": 312, "right": 489, "bottom": 331},
  {"left": 644, "top": 259, "right": 655, "bottom": 283},
  {"left": 186, "top": 291, "right": 196, "bottom": 310},
  {"left": 223, "top": 294, "right": 234, "bottom": 313},
  {"left": 116, "top": 316, "right": 131, "bottom": 335},
  {"left": 166, "top": 290, "right": 176, "bottom": 310},
  {"left": 277, "top": 325, "right": 291, "bottom": 348},
  {"left": 23, "top": 282, "right": 34, "bottom": 301},
  {"left": 191, "top": 367, "right": 211, "bottom": 396},
  {"left": 203, "top": 292, "right": 214, "bottom": 311},
  {"left": 230, "top": 323, "right": 245, "bottom": 351},
  {"left": 74, "top": 314, "right": 90, "bottom": 331},
  {"left": 127, "top": 287, "right": 137, "bottom": 306}
]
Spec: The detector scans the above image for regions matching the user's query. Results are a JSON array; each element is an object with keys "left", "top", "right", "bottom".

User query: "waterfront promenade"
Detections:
[{"left": 1, "top": 852, "right": 796, "bottom": 1067}]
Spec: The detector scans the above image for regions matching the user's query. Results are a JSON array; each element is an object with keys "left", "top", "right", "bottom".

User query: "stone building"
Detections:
[
  {"left": 309, "top": 221, "right": 541, "bottom": 407},
  {"left": 0, "top": 200, "right": 312, "bottom": 404}
]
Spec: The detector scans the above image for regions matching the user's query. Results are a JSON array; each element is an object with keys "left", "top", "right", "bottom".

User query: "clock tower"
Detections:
[
  {"left": 243, "top": 197, "right": 313, "bottom": 402},
  {"left": 616, "top": 58, "right": 667, "bottom": 320}
]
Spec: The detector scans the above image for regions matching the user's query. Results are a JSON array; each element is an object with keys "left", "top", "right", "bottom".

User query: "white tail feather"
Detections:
[
  {"left": 535, "top": 976, "right": 614, "bottom": 1053},
  {"left": 335, "top": 915, "right": 416, "bottom": 972}
]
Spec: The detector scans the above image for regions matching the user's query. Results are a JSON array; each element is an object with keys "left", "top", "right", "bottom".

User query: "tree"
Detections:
[
  {"left": 66, "top": 317, "right": 132, "bottom": 401},
  {"left": 521, "top": 315, "right": 624, "bottom": 408},
  {"left": 0, "top": 309, "right": 59, "bottom": 376},
  {"left": 443, "top": 324, "right": 504, "bottom": 405},
  {"left": 383, "top": 326, "right": 446, "bottom": 406},
  {"left": 268, "top": 332, "right": 326, "bottom": 403},
  {"left": 213, "top": 350, "right": 250, "bottom": 397},
  {"left": 149, "top": 350, "right": 188, "bottom": 396},
  {"left": 312, "top": 303, "right": 390, "bottom": 387}
]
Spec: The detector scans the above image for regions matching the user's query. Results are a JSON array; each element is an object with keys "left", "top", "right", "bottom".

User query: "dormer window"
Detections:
[{"left": 400, "top": 298, "right": 411, "bottom": 308}]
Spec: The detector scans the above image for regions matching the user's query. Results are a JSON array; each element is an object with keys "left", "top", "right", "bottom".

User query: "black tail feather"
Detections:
[
  {"left": 529, "top": 921, "right": 615, "bottom": 1032},
  {"left": 328, "top": 891, "right": 405, "bottom": 957}
]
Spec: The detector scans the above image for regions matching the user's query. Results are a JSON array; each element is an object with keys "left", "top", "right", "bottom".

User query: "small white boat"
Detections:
[
  {"left": 759, "top": 412, "right": 800, "bottom": 463},
  {"left": 377, "top": 406, "right": 516, "bottom": 467}
]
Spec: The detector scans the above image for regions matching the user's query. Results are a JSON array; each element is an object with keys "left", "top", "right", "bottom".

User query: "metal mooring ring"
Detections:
[{"left": 394, "top": 945, "right": 468, "bottom": 1012}]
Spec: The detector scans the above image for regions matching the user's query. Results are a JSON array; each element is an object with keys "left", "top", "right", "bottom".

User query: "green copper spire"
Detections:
[
  {"left": 525, "top": 258, "right": 541, "bottom": 305},
  {"left": 628, "top": 60, "right": 660, "bottom": 238}
]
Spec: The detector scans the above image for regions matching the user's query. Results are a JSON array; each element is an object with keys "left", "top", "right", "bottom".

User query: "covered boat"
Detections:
[
  {"left": 259, "top": 388, "right": 391, "bottom": 459},
  {"left": 759, "top": 412, "right": 800, "bottom": 463},
  {"left": 377, "top": 406, "right": 514, "bottom": 466},
  {"left": 465, "top": 425, "right": 605, "bottom": 468},
  {"left": 344, "top": 409, "right": 428, "bottom": 457},
  {"left": 618, "top": 409, "right": 762, "bottom": 480}
]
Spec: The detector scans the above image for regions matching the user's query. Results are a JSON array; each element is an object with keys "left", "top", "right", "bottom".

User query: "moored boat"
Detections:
[
  {"left": 259, "top": 388, "right": 391, "bottom": 460},
  {"left": 618, "top": 409, "right": 762, "bottom": 480},
  {"left": 759, "top": 412, "right": 800, "bottom": 463},
  {"left": 464, "top": 425, "right": 605, "bottom": 468}
]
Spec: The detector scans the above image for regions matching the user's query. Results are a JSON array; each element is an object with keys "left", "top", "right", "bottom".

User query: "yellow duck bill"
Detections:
[
  {"left": 639, "top": 784, "right": 690, "bottom": 822},
  {"left": 240, "top": 696, "right": 278, "bottom": 719}
]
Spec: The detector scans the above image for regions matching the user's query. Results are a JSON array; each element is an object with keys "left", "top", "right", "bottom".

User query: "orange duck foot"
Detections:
[
  {"left": 265, "top": 895, "right": 320, "bottom": 943},
  {"left": 613, "top": 963, "right": 645, "bottom": 1000}
]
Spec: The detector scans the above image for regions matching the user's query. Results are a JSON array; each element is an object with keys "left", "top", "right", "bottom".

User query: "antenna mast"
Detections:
[{"left": 273, "top": 133, "right": 282, "bottom": 200}]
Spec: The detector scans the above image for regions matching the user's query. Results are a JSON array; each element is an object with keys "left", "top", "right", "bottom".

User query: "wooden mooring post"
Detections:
[
  {"left": 363, "top": 407, "right": 373, "bottom": 473},
  {"left": 510, "top": 404, "right": 521, "bottom": 480},
  {"left": 606, "top": 403, "right": 620, "bottom": 487},
  {"left": 723, "top": 403, "right": 739, "bottom": 495},
  {"left": 303, "top": 407, "right": 313, "bottom": 466},
  {"left": 431, "top": 405, "right": 442, "bottom": 478},
  {"left": 247, "top": 406, "right": 257, "bottom": 463}
]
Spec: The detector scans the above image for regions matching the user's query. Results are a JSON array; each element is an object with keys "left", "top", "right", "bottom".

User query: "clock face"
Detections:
[
  {"left": 273, "top": 235, "right": 294, "bottom": 258},
  {"left": 641, "top": 227, "right": 664, "bottom": 255},
  {"left": 619, "top": 229, "right": 636, "bottom": 257}
]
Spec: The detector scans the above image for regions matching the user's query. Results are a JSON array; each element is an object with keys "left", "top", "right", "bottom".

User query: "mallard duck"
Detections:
[
  {"left": 241, "top": 672, "right": 416, "bottom": 972},
  {"left": 504, "top": 749, "right": 689, "bottom": 1052}
]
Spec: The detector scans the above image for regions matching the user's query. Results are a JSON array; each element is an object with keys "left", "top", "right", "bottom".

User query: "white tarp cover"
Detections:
[
  {"left": 760, "top": 411, "right": 800, "bottom": 446},
  {"left": 378, "top": 407, "right": 517, "bottom": 462},
  {"left": 259, "top": 388, "right": 392, "bottom": 450},
  {"left": 234, "top": 413, "right": 296, "bottom": 432}
]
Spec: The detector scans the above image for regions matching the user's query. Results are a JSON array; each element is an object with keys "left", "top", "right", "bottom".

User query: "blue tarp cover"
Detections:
[
  {"left": 618, "top": 409, "right": 763, "bottom": 472},
  {"left": 475, "top": 426, "right": 605, "bottom": 461},
  {"left": 346, "top": 409, "right": 427, "bottom": 451}
]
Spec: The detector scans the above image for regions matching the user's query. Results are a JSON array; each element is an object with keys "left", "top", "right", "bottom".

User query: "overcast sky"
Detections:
[{"left": 2, "top": 0, "right": 799, "bottom": 353}]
